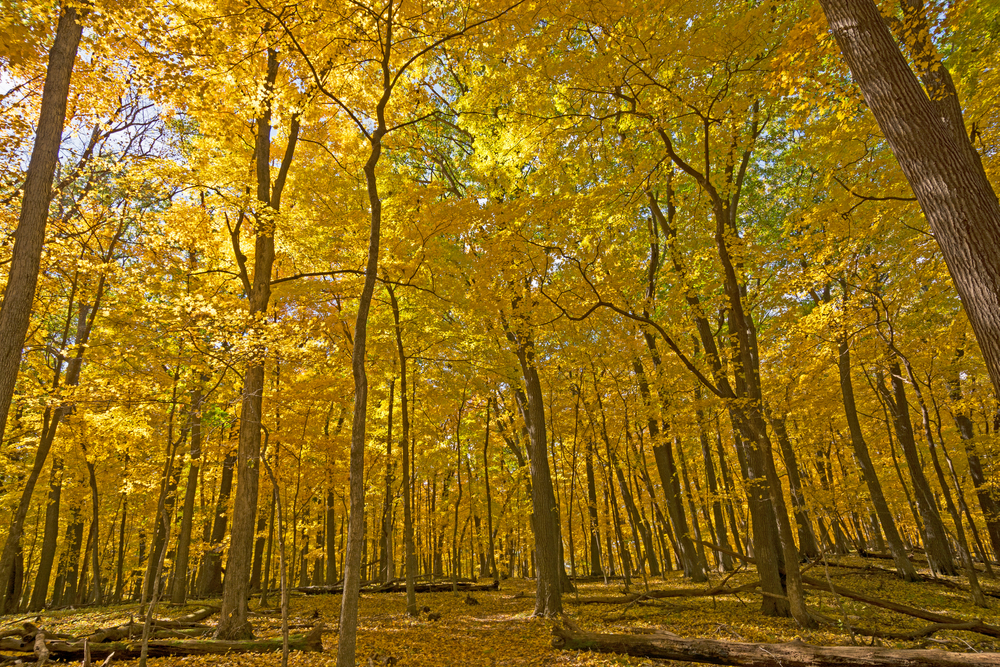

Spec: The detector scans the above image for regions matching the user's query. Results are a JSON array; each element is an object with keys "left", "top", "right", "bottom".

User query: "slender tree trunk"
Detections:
[
  {"left": 585, "top": 437, "right": 603, "bottom": 577},
  {"left": 28, "top": 460, "right": 62, "bottom": 611},
  {"left": 879, "top": 363, "right": 956, "bottom": 575},
  {"left": 483, "top": 399, "right": 498, "bottom": 582},
  {"left": 171, "top": 380, "right": 204, "bottom": 603},
  {"left": 336, "top": 32, "right": 391, "bottom": 664},
  {"left": 837, "top": 338, "right": 918, "bottom": 580},
  {"left": 698, "top": 410, "right": 732, "bottom": 571},
  {"left": 381, "top": 380, "right": 395, "bottom": 584},
  {"left": 85, "top": 457, "right": 102, "bottom": 604},
  {"left": 113, "top": 494, "right": 127, "bottom": 602},
  {"left": 769, "top": 415, "right": 820, "bottom": 558},
  {"left": 217, "top": 48, "right": 298, "bottom": 639}
]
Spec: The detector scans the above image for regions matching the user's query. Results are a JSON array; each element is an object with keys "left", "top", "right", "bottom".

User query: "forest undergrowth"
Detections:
[{"left": 5, "top": 556, "right": 1000, "bottom": 666}]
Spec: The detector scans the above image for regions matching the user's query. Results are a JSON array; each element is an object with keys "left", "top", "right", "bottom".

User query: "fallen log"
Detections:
[
  {"left": 0, "top": 624, "right": 324, "bottom": 660},
  {"left": 552, "top": 622, "right": 1000, "bottom": 666},
  {"left": 296, "top": 580, "right": 499, "bottom": 595},
  {"left": 798, "top": 575, "right": 1000, "bottom": 638},
  {"left": 568, "top": 581, "right": 760, "bottom": 605},
  {"left": 811, "top": 610, "right": 983, "bottom": 641}
]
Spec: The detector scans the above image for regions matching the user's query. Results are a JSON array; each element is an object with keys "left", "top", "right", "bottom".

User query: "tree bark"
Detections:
[
  {"left": 836, "top": 338, "right": 918, "bottom": 580},
  {"left": 217, "top": 48, "right": 298, "bottom": 640},
  {"left": 0, "top": 4, "right": 84, "bottom": 451},
  {"left": 336, "top": 27, "right": 390, "bottom": 663},
  {"left": 171, "top": 380, "right": 204, "bottom": 604},
  {"left": 28, "top": 460, "right": 62, "bottom": 611},
  {"left": 818, "top": 0, "right": 1000, "bottom": 397},
  {"left": 509, "top": 326, "right": 563, "bottom": 616},
  {"left": 552, "top": 623, "right": 1000, "bottom": 666},
  {"left": 878, "top": 363, "right": 956, "bottom": 575}
]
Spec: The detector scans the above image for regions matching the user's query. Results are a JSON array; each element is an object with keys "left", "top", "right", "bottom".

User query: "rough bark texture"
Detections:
[
  {"left": 818, "top": 0, "right": 1000, "bottom": 397},
  {"left": 553, "top": 623, "right": 1000, "bottom": 666}
]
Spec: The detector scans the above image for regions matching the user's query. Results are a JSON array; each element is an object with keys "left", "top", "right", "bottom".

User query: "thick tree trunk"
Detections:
[
  {"left": 818, "top": 0, "right": 1000, "bottom": 397},
  {"left": 511, "top": 330, "right": 563, "bottom": 616}
]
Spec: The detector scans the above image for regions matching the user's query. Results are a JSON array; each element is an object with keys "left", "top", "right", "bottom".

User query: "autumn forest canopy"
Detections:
[{"left": 2, "top": 0, "right": 1000, "bottom": 665}]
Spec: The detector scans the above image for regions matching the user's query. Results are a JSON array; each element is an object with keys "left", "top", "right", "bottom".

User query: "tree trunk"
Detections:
[
  {"left": 879, "top": 362, "right": 956, "bottom": 575},
  {"left": 217, "top": 48, "right": 298, "bottom": 640},
  {"left": 837, "top": 338, "right": 917, "bottom": 580},
  {"left": 28, "top": 460, "right": 62, "bottom": 611},
  {"left": 510, "top": 328, "right": 563, "bottom": 616},
  {"left": 198, "top": 452, "right": 234, "bottom": 597},
  {"left": 171, "top": 380, "right": 204, "bottom": 604},
  {"left": 584, "top": 437, "right": 603, "bottom": 577},
  {"left": 818, "top": 0, "right": 1000, "bottom": 397},
  {"left": 0, "top": 3, "right": 83, "bottom": 451},
  {"left": 336, "top": 38, "right": 389, "bottom": 665}
]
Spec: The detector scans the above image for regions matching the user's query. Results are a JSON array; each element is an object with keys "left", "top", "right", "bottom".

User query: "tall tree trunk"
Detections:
[
  {"left": 85, "top": 457, "right": 102, "bottom": 604},
  {"left": 483, "top": 398, "right": 498, "bottom": 582},
  {"left": 197, "top": 452, "right": 235, "bottom": 597},
  {"left": 879, "top": 363, "right": 956, "bottom": 575},
  {"left": 217, "top": 48, "right": 298, "bottom": 640},
  {"left": 949, "top": 358, "right": 1000, "bottom": 559},
  {"left": 769, "top": 415, "right": 820, "bottom": 558},
  {"left": 28, "top": 460, "right": 62, "bottom": 611},
  {"left": 171, "top": 380, "right": 204, "bottom": 603},
  {"left": 113, "top": 494, "right": 127, "bottom": 602},
  {"left": 632, "top": 356, "right": 705, "bottom": 581},
  {"left": 509, "top": 326, "right": 563, "bottom": 616},
  {"left": 818, "top": 0, "right": 1000, "bottom": 396},
  {"left": 381, "top": 379, "right": 395, "bottom": 584},
  {"left": 57, "top": 510, "right": 83, "bottom": 606},
  {"left": 698, "top": 410, "right": 732, "bottom": 571},
  {"left": 0, "top": 4, "right": 83, "bottom": 451},
  {"left": 837, "top": 338, "right": 918, "bottom": 580},
  {"left": 336, "top": 32, "right": 391, "bottom": 665},
  {"left": 584, "top": 437, "right": 603, "bottom": 577}
]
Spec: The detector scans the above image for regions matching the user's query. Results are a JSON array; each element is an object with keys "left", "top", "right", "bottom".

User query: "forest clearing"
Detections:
[{"left": 3, "top": 0, "right": 1000, "bottom": 664}]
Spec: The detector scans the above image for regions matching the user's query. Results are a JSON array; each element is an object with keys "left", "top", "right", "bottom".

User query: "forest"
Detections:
[{"left": 1, "top": 0, "right": 1000, "bottom": 665}]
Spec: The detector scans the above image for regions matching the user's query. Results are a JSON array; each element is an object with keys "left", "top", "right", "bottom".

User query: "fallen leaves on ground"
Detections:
[{"left": 5, "top": 559, "right": 1000, "bottom": 666}]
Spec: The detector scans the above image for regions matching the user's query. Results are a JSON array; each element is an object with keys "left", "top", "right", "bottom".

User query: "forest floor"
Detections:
[{"left": 6, "top": 556, "right": 1000, "bottom": 666}]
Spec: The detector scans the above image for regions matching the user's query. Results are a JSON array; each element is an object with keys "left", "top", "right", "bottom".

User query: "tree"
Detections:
[{"left": 818, "top": 0, "right": 1000, "bottom": 398}]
